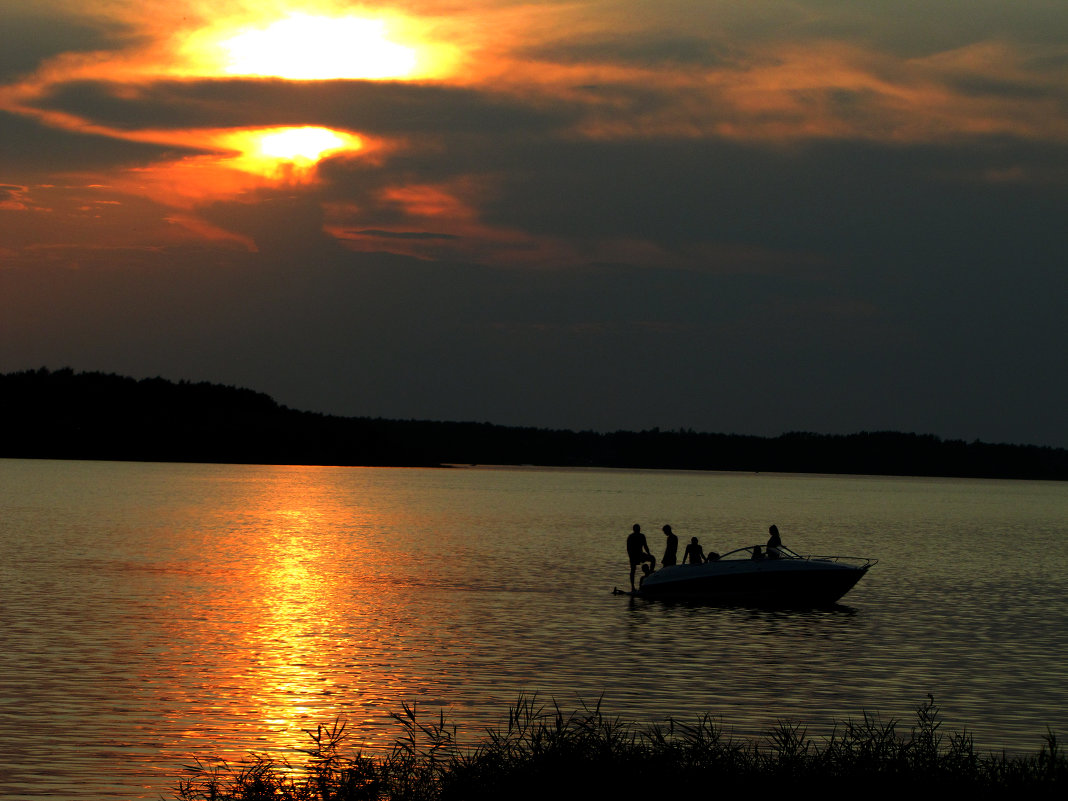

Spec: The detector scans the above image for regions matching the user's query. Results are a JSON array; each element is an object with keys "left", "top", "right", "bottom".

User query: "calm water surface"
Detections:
[{"left": 1, "top": 459, "right": 1066, "bottom": 798}]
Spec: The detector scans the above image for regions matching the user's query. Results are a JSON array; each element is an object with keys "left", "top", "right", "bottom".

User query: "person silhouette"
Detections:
[
  {"left": 661, "top": 524, "right": 679, "bottom": 566},
  {"left": 767, "top": 524, "right": 783, "bottom": 559},
  {"left": 626, "top": 524, "right": 656, "bottom": 591},
  {"left": 682, "top": 536, "right": 705, "bottom": 565}
]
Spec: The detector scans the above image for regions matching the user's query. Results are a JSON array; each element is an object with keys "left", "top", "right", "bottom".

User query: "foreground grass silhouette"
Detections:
[{"left": 175, "top": 695, "right": 1064, "bottom": 800}]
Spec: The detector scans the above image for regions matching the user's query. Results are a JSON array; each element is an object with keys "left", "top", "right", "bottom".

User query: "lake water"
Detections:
[{"left": 0, "top": 459, "right": 1066, "bottom": 798}]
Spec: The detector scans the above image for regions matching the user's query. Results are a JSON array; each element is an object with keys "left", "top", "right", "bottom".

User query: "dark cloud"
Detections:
[
  {"left": 0, "top": 109, "right": 184, "bottom": 178},
  {"left": 347, "top": 229, "right": 460, "bottom": 240},
  {"left": 323, "top": 126, "right": 1068, "bottom": 264},
  {"left": 307, "top": 126, "right": 1068, "bottom": 446},
  {"left": 0, "top": 10, "right": 133, "bottom": 80},
  {"left": 949, "top": 76, "right": 1067, "bottom": 105},
  {"left": 782, "top": 1, "right": 1068, "bottom": 55},
  {"left": 31, "top": 78, "right": 581, "bottom": 135},
  {"left": 522, "top": 34, "right": 736, "bottom": 68}
]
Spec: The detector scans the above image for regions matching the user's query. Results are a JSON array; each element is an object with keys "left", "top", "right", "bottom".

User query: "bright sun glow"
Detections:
[
  {"left": 218, "top": 13, "right": 418, "bottom": 79},
  {"left": 255, "top": 127, "right": 349, "bottom": 161},
  {"left": 212, "top": 126, "right": 363, "bottom": 176}
]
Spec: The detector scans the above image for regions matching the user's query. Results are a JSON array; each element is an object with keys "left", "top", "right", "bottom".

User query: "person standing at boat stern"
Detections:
[
  {"left": 627, "top": 524, "right": 656, "bottom": 591},
  {"left": 661, "top": 525, "right": 679, "bottom": 566}
]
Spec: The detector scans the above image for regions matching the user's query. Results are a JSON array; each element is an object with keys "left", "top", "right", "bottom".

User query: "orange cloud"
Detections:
[
  {"left": 0, "top": 184, "right": 35, "bottom": 212},
  {"left": 323, "top": 182, "right": 799, "bottom": 273},
  {"left": 163, "top": 214, "right": 258, "bottom": 251},
  {"left": 483, "top": 37, "right": 1068, "bottom": 145},
  {"left": 4, "top": 1, "right": 1066, "bottom": 264},
  {"left": 0, "top": 3, "right": 460, "bottom": 252}
]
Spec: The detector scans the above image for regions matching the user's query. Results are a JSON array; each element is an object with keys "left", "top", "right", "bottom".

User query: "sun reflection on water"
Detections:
[{"left": 195, "top": 467, "right": 436, "bottom": 763}]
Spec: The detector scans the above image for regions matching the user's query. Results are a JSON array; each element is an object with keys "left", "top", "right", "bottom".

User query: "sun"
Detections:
[
  {"left": 193, "top": 12, "right": 422, "bottom": 80},
  {"left": 253, "top": 127, "right": 351, "bottom": 162},
  {"left": 210, "top": 126, "right": 364, "bottom": 176}
]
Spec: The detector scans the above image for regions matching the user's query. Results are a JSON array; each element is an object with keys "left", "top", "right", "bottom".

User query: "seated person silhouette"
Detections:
[
  {"left": 766, "top": 524, "right": 784, "bottom": 559},
  {"left": 751, "top": 545, "right": 765, "bottom": 560},
  {"left": 682, "top": 536, "right": 706, "bottom": 565}
]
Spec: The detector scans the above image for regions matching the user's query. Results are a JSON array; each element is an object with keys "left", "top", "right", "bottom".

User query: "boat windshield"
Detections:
[
  {"left": 713, "top": 546, "right": 877, "bottom": 568},
  {"left": 715, "top": 545, "right": 803, "bottom": 561}
]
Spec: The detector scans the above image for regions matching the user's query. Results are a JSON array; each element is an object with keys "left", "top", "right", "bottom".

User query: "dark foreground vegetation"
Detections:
[
  {"left": 175, "top": 696, "right": 1064, "bottom": 800},
  {"left": 3, "top": 368, "right": 1066, "bottom": 479}
]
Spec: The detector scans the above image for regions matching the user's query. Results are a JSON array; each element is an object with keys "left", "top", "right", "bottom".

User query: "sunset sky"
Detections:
[{"left": 2, "top": 1, "right": 1066, "bottom": 447}]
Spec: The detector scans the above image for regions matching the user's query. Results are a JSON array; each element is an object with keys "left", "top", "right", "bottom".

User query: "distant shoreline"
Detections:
[{"left": 3, "top": 368, "right": 1066, "bottom": 480}]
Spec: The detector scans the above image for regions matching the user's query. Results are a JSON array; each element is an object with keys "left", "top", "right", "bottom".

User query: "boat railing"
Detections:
[
  {"left": 715, "top": 545, "right": 877, "bottom": 569},
  {"left": 805, "top": 555, "right": 879, "bottom": 568}
]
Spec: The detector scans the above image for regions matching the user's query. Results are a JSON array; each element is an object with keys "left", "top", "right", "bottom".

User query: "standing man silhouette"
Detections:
[
  {"left": 661, "top": 524, "right": 679, "bottom": 566},
  {"left": 626, "top": 524, "right": 655, "bottom": 591}
]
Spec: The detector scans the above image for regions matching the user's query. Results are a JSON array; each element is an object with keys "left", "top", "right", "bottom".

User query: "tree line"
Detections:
[{"left": 1, "top": 368, "right": 1065, "bottom": 479}]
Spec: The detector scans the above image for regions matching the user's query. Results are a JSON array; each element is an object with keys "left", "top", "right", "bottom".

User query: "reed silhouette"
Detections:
[{"left": 174, "top": 695, "right": 1066, "bottom": 800}]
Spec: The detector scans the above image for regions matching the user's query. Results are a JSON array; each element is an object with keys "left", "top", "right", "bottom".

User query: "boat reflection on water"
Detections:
[{"left": 617, "top": 546, "right": 877, "bottom": 607}]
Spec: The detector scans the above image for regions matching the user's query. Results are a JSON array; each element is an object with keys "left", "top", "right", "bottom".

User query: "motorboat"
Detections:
[{"left": 624, "top": 545, "right": 877, "bottom": 605}]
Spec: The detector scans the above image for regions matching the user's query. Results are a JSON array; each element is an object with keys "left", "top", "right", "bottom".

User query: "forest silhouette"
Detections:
[{"left": 2, "top": 368, "right": 1065, "bottom": 479}]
